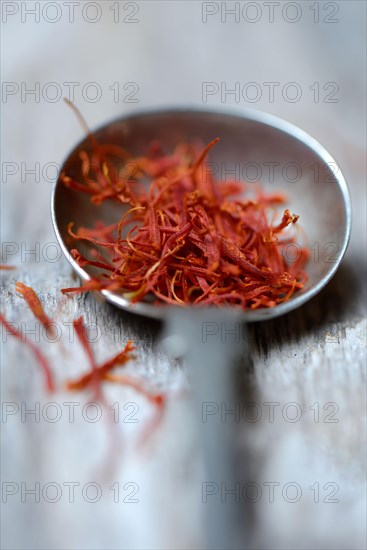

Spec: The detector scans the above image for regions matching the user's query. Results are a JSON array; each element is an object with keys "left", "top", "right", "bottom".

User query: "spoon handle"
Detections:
[{"left": 165, "top": 309, "right": 248, "bottom": 550}]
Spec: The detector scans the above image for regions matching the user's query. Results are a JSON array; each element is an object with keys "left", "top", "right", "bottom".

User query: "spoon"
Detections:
[{"left": 52, "top": 108, "right": 351, "bottom": 549}]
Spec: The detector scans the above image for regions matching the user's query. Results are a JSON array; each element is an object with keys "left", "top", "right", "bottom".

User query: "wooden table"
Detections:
[{"left": 1, "top": 2, "right": 366, "bottom": 548}]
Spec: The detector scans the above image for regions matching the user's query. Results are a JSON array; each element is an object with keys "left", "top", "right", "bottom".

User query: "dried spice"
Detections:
[
  {"left": 60, "top": 113, "right": 308, "bottom": 308},
  {"left": 66, "top": 317, "right": 166, "bottom": 433},
  {"left": 1, "top": 285, "right": 165, "bottom": 425},
  {"left": 67, "top": 318, "right": 164, "bottom": 410},
  {"left": 0, "top": 313, "right": 55, "bottom": 392},
  {"left": 16, "top": 282, "right": 56, "bottom": 336}
]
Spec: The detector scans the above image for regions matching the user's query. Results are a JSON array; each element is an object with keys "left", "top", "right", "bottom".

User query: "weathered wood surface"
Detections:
[{"left": 1, "top": 2, "right": 366, "bottom": 549}]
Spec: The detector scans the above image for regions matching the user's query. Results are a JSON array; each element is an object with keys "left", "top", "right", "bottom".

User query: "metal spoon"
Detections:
[{"left": 52, "top": 108, "right": 351, "bottom": 549}]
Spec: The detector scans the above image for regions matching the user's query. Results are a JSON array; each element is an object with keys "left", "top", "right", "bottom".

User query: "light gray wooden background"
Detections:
[{"left": 1, "top": 1, "right": 366, "bottom": 549}]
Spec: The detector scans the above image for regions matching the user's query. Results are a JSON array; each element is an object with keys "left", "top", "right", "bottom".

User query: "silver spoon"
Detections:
[{"left": 52, "top": 108, "right": 351, "bottom": 549}]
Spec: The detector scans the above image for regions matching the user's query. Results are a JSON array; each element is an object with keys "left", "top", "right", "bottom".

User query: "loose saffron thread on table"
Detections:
[
  {"left": 64, "top": 317, "right": 166, "bottom": 418},
  {"left": 67, "top": 318, "right": 165, "bottom": 408},
  {"left": 1, "top": 286, "right": 165, "bottom": 425},
  {"left": 0, "top": 313, "right": 55, "bottom": 392},
  {"left": 16, "top": 282, "right": 56, "bottom": 336}
]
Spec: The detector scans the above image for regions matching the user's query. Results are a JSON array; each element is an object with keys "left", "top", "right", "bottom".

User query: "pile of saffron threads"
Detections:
[{"left": 61, "top": 118, "right": 308, "bottom": 309}]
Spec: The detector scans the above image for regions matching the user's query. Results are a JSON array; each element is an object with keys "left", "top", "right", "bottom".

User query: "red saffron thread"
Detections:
[
  {"left": 16, "top": 282, "right": 56, "bottom": 336},
  {"left": 66, "top": 318, "right": 164, "bottom": 427},
  {"left": 67, "top": 319, "right": 135, "bottom": 396},
  {"left": 0, "top": 313, "right": 55, "bottom": 392}
]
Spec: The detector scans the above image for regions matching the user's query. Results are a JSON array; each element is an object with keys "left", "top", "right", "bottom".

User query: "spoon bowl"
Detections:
[{"left": 52, "top": 107, "right": 351, "bottom": 320}]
